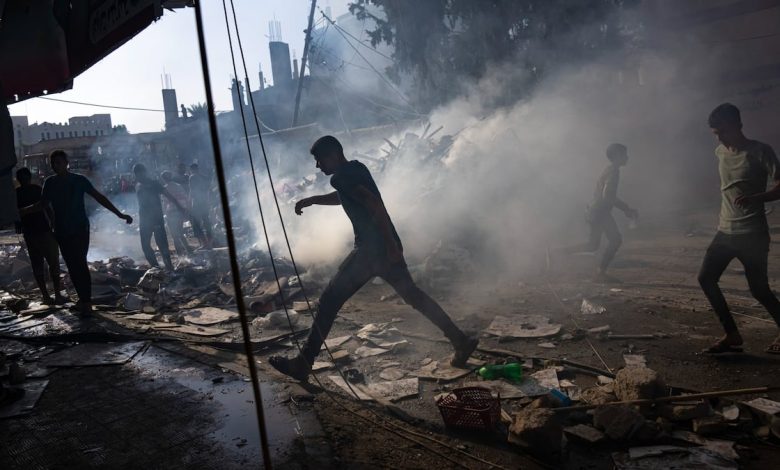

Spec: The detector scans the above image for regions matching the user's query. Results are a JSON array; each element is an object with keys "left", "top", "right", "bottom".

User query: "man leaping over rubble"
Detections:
[
  {"left": 699, "top": 103, "right": 780, "bottom": 354},
  {"left": 269, "top": 135, "right": 478, "bottom": 381},
  {"left": 20, "top": 150, "right": 133, "bottom": 316}
]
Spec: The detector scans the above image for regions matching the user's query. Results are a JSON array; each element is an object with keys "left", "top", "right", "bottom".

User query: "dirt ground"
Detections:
[
  {"left": 252, "top": 207, "right": 780, "bottom": 469},
  {"left": 4, "top": 207, "right": 780, "bottom": 468}
]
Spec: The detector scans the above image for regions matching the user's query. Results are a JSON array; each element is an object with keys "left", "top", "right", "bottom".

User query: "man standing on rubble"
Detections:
[
  {"left": 269, "top": 135, "right": 478, "bottom": 381},
  {"left": 161, "top": 170, "right": 192, "bottom": 257},
  {"left": 15, "top": 167, "right": 66, "bottom": 305},
  {"left": 699, "top": 103, "right": 780, "bottom": 354},
  {"left": 20, "top": 150, "right": 133, "bottom": 316},
  {"left": 188, "top": 163, "right": 212, "bottom": 248},
  {"left": 559, "top": 143, "right": 638, "bottom": 282},
  {"left": 133, "top": 164, "right": 187, "bottom": 270}
]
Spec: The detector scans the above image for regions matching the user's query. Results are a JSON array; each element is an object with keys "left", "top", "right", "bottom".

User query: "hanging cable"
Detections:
[
  {"left": 320, "top": 9, "right": 394, "bottom": 61},
  {"left": 192, "top": 2, "right": 273, "bottom": 468},
  {"left": 226, "top": 1, "right": 510, "bottom": 468}
]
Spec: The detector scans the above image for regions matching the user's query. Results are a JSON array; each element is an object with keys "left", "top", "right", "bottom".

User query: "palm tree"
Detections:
[{"left": 187, "top": 102, "right": 209, "bottom": 121}]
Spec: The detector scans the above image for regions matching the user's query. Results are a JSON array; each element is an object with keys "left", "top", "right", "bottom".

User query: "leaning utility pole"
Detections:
[{"left": 291, "top": 0, "right": 316, "bottom": 127}]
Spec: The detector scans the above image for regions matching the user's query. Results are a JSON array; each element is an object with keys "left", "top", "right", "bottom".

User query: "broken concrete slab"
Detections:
[
  {"left": 660, "top": 401, "right": 712, "bottom": 421},
  {"left": 614, "top": 366, "right": 664, "bottom": 401},
  {"left": 484, "top": 314, "right": 561, "bottom": 339},
  {"left": 743, "top": 397, "right": 780, "bottom": 416},
  {"left": 42, "top": 342, "right": 146, "bottom": 367},
  {"left": 593, "top": 405, "right": 645, "bottom": 441},
  {"left": 564, "top": 424, "right": 606, "bottom": 444},
  {"left": 693, "top": 415, "right": 728, "bottom": 436},
  {"left": 312, "top": 361, "right": 334, "bottom": 372},
  {"left": 356, "top": 322, "right": 408, "bottom": 349},
  {"left": 581, "top": 298, "right": 606, "bottom": 314},
  {"left": 671, "top": 430, "right": 739, "bottom": 461},
  {"left": 508, "top": 408, "right": 563, "bottom": 455},
  {"left": 182, "top": 307, "right": 238, "bottom": 326}
]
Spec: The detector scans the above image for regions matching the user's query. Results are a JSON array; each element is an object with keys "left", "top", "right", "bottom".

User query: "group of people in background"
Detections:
[{"left": 14, "top": 151, "right": 214, "bottom": 316}]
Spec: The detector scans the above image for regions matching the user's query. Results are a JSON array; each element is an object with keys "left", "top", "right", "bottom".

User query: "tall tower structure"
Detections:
[
  {"left": 268, "top": 20, "right": 292, "bottom": 87},
  {"left": 161, "top": 73, "right": 178, "bottom": 129}
]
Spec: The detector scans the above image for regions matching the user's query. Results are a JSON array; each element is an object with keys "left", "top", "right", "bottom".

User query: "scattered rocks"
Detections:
[
  {"left": 564, "top": 424, "right": 606, "bottom": 444},
  {"left": 614, "top": 367, "right": 665, "bottom": 401},
  {"left": 661, "top": 401, "right": 712, "bottom": 422},
  {"left": 508, "top": 408, "right": 563, "bottom": 455},
  {"left": 693, "top": 415, "right": 728, "bottom": 436},
  {"left": 593, "top": 405, "right": 645, "bottom": 441},
  {"left": 580, "top": 386, "right": 617, "bottom": 405}
]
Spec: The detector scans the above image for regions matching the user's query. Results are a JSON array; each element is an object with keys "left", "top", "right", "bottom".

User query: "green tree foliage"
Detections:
[
  {"left": 349, "top": 0, "right": 640, "bottom": 108},
  {"left": 186, "top": 102, "right": 209, "bottom": 120}
]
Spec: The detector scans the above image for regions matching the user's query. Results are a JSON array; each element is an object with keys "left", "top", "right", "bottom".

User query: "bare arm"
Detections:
[
  {"left": 162, "top": 188, "right": 187, "bottom": 213},
  {"left": 86, "top": 187, "right": 133, "bottom": 224},
  {"left": 19, "top": 202, "right": 45, "bottom": 216},
  {"left": 350, "top": 185, "right": 402, "bottom": 262},
  {"left": 295, "top": 191, "right": 340, "bottom": 215}
]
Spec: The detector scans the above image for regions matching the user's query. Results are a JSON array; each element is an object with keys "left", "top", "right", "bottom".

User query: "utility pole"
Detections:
[{"left": 291, "top": 0, "right": 316, "bottom": 127}]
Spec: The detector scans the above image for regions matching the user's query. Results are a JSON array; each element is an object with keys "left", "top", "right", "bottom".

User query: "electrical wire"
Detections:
[
  {"left": 192, "top": 2, "right": 273, "bottom": 468},
  {"left": 319, "top": 8, "right": 394, "bottom": 62},
  {"left": 35, "top": 95, "right": 230, "bottom": 113},
  {"left": 319, "top": 10, "right": 418, "bottom": 114},
  {"left": 225, "top": 1, "right": 510, "bottom": 468}
]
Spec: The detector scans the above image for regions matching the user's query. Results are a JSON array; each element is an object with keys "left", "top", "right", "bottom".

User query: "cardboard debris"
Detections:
[
  {"left": 182, "top": 307, "right": 238, "bottom": 326},
  {"left": 356, "top": 322, "right": 408, "bottom": 348},
  {"left": 484, "top": 314, "right": 562, "bottom": 338},
  {"left": 322, "top": 335, "right": 352, "bottom": 350},
  {"left": 411, "top": 357, "right": 485, "bottom": 381},
  {"left": 126, "top": 313, "right": 155, "bottom": 321},
  {"left": 312, "top": 361, "right": 334, "bottom": 371},
  {"left": 355, "top": 346, "right": 389, "bottom": 358}
]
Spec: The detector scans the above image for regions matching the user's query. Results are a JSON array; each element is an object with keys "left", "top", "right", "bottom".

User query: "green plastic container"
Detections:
[{"left": 477, "top": 363, "right": 523, "bottom": 382}]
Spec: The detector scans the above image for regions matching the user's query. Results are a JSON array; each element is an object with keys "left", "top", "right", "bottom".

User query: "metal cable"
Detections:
[{"left": 192, "top": 2, "right": 273, "bottom": 467}]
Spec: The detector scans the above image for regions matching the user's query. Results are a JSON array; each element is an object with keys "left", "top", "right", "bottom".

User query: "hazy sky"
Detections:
[{"left": 8, "top": 1, "right": 349, "bottom": 134}]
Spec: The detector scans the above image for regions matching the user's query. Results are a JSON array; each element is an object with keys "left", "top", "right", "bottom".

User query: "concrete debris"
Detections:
[
  {"left": 538, "top": 342, "right": 556, "bottom": 349},
  {"left": 597, "top": 375, "right": 615, "bottom": 385},
  {"left": 581, "top": 386, "right": 618, "bottom": 405},
  {"left": 484, "top": 314, "right": 562, "bottom": 339},
  {"left": 322, "top": 335, "right": 352, "bottom": 350},
  {"left": 465, "top": 379, "right": 527, "bottom": 399},
  {"left": 312, "top": 361, "right": 334, "bottom": 372},
  {"left": 721, "top": 404, "right": 740, "bottom": 421},
  {"left": 292, "top": 300, "right": 317, "bottom": 311},
  {"left": 564, "top": 424, "right": 606, "bottom": 444},
  {"left": 671, "top": 430, "right": 739, "bottom": 461},
  {"left": 743, "top": 397, "right": 780, "bottom": 416},
  {"left": 661, "top": 401, "right": 712, "bottom": 421},
  {"left": 252, "top": 310, "right": 298, "bottom": 329},
  {"left": 123, "top": 293, "right": 146, "bottom": 311},
  {"left": 593, "top": 405, "right": 646, "bottom": 441},
  {"left": 581, "top": 298, "right": 606, "bottom": 314},
  {"left": 508, "top": 408, "right": 563, "bottom": 455},
  {"left": 692, "top": 415, "right": 728, "bottom": 436},
  {"left": 622, "top": 354, "right": 647, "bottom": 368},
  {"left": 614, "top": 366, "right": 665, "bottom": 401},
  {"left": 613, "top": 445, "right": 737, "bottom": 469},
  {"left": 412, "top": 358, "right": 484, "bottom": 381}
]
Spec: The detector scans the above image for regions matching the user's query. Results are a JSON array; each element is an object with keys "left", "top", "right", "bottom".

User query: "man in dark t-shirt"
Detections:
[
  {"left": 15, "top": 167, "right": 65, "bottom": 305},
  {"left": 21, "top": 150, "right": 133, "bottom": 316},
  {"left": 133, "top": 163, "right": 187, "bottom": 270},
  {"left": 270, "top": 136, "right": 478, "bottom": 381}
]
